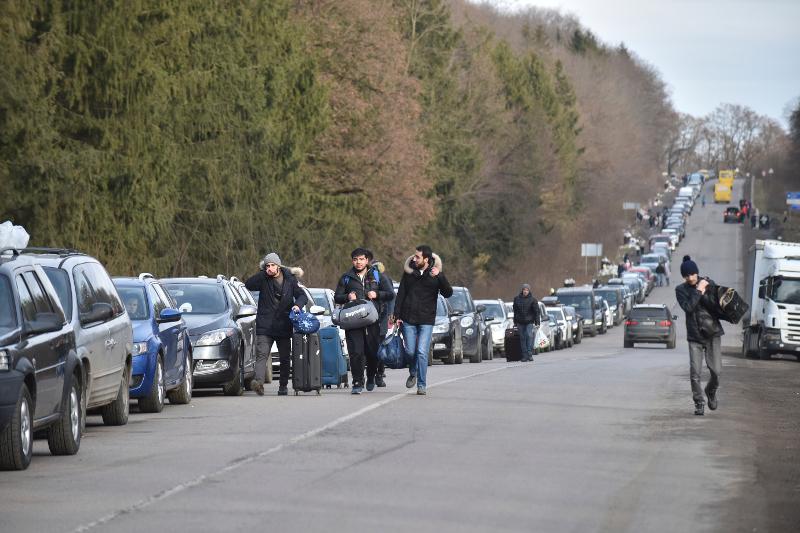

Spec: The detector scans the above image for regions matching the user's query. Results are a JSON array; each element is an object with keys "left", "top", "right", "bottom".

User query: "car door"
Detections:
[
  {"left": 151, "top": 283, "right": 182, "bottom": 386},
  {"left": 72, "top": 263, "right": 113, "bottom": 406},
  {"left": 227, "top": 284, "right": 256, "bottom": 374},
  {"left": 15, "top": 270, "right": 66, "bottom": 417}
]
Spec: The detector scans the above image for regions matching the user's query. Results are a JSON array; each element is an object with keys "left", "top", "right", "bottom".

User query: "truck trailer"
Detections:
[{"left": 742, "top": 239, "right": 800, "bottom": 360}]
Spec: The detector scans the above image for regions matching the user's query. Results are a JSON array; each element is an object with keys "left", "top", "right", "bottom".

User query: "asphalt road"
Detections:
[{"left": 2, "top": 178, "right": 798, "bottom": 532}]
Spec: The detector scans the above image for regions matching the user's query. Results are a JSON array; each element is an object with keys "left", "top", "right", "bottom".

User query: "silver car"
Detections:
[
  {"left": 545, "top": 305, "right": 573, "bottom": 349},
  {"left": 475, "top": 299, "right": 511, "bottom": 355}
]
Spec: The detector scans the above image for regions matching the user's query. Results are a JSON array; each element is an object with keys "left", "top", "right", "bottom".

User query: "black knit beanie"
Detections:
[{"left": 680, "top": 255, "right": 699, "bottom": 277}]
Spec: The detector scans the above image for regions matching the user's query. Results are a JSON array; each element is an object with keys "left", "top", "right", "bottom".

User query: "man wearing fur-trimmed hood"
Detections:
[
  {"left": 394, "top": 245, "right": 453, "bottom": 395},
  {"left": 245, "top": 252, "right": 307, "bottom": 396}
]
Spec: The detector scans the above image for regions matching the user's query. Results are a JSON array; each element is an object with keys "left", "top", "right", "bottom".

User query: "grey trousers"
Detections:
[
  {"left": 255, "top": 334, "right": 291, "bottom": 387},
  {"left": 688, "top": 336, "right": 721, "bottom": 405}
]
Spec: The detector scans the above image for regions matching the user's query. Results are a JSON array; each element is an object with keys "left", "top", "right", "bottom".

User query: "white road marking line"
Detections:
[{"left": 73, "top": 363, "right": 520, "bottom": 532}]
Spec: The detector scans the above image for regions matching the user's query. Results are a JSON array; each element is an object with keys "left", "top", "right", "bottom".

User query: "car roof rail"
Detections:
[
  {"left": 0, "top": 247, "right": 20, "bottom": 257},
  {"left": 21, "top": 246, "right": 85, "bottom": 256},
  {"left": 138, "top": 272, "right": 155, "bottom": 281},
  {"left": 229, "top": 276, "right": 240, "bottom": 284},
  {"left": 216, "top": 274, "right": 228, "bottom": 282}
]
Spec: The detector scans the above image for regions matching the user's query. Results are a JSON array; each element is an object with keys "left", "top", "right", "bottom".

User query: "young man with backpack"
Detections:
[
  {"left": 393, "top": 245, "right": 453, "bottom": 395},
  {"left": 334, "top": 248, "right": 395, "bottom": 394}
]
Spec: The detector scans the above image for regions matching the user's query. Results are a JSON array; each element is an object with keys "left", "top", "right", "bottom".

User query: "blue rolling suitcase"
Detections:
[{"left": 320, "top": 326, "right": 348, "bottom": 388}]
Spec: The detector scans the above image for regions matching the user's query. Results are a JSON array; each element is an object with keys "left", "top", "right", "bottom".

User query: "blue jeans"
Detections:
[
  {"left": 402, "top": 323, "right": 433, "bottom": 389},
  {"left": 518, "top": 323, "right": 534, "bottom": 360}
]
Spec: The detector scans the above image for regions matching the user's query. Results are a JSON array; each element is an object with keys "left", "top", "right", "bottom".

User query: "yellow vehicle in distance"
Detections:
[
  {"left": 718, "top": 169, "right": 735, "bottom": 188},
  {"left": 714, "top": 182, "right": 732, "bottom": 203}
]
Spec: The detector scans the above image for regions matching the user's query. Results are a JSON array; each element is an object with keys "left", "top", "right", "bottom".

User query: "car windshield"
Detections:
[
  {"left": 557, "top": 293, "right": 592, "bottom": 312},
  {"left": 447, "top": 290, "right": 472, "bottom": 313},
  {"left": 726, "top": 207, "right": 739, "bottom": 214},
  {"left": 546, "top": 310, "right": 562, "bottom": 321},
  {"left": 773, "top": 278, "right": 800, "bottom": 304},
  {"left": 595, "top": 290, "right": 618, "bottom": 305},
  {"left": 481, "top": 302, "right": 504, "bottom": 320},
  {"left": 640, "top": 255, "right": 661, "bottom": 264},
  {"left": 115, "top": 286, "right": 150, "bottom": 320},
  {"left": 630, "top": 307, "right": 669, "bottom": 320},
  {"left": 436, "top": 297, "right": 448, "bottom": 317},
  {"left": 310, "top": 290, "right": 331, "bottom": 313},
  {"left": 0, "top": 275, "right": 17, "bottom": 333},
  {"left": 164, "top": 283, "right": 227, "bottom": 314}
]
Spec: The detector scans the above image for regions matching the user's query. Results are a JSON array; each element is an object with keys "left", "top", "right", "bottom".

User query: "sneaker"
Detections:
[
  {"left": 705, "top": 386, "right": 718, "bottom": 410},
  {"left": 694, "top": 403, "right": 704, "bottom": 416},
  {"left": 416, "top": 387, "right": 426, "bottom": 395},
  {"left": 277, "top": 386, "right": 288, "bottom": 396},
  {"left": 366, "top": 378, "right": 375, "bottom": 392},
  {"left": 406, "top": 375, "right": 417, "bottom": 389},
  {"left": 251, "top": 380, "right": 264, "bottom": 396},
  {"left": 351, "top": 386, "right": 363, "bottom": 395},
  {"left": 375, "top": 376, "right": 386, "bottom": 387}
]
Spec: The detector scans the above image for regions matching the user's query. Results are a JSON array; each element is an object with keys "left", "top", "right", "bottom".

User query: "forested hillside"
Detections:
[{"left": 3, "top": 1, "right": 786, "bottom": 296}]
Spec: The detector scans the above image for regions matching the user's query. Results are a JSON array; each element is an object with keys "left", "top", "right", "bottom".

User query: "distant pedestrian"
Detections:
[
  {"left": 393, "top": 245, "right": 453, "bottom": 395},
  {"left": 245, "top": 253, "right": 307, "bottom": 396},
  {"left": 617, "top": 263, "right": 625, "bottom": 277},
  {"left": 701, "top": 195, "right": 706, "bottom": 207},
  {"left": 513, "top": 284, "right": 540, "bottom": 362},
  {"left": 655, "top": 262, "right": 666, "bottom": 287},
  {"left": 675, "top": 256, "right": 724, "bottom": 416},
  {"left": 334, "top": 248, "right": 394, "bottom": 394}
]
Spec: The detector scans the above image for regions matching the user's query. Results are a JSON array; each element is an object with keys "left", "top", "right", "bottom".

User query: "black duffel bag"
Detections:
[{"left": 711, "top": 285, "right": 749, "bottom": 324}]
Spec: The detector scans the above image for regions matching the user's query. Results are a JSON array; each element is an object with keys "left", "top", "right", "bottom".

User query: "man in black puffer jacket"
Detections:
[
  {"left": 675, "top": 255, "right": 724, "bottom": 416},
  {"left": 394, "top": 245, "right": 453, "bottom": 395},
  {"left": 513, "top": 284, "right": 540, "bottom": 362},
  {"left": 245, "top": 252, "right": 307, "bottom": 396}
]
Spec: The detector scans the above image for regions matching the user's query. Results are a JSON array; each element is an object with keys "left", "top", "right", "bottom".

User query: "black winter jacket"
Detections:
[
  {"left": 513, "top": 293, "right": 540, "bottom": 325},
  {"left": 245, "top": 267, "right": 308, "bottom": 338},
  {"left": 675, "top": 278, "right": 724, "bottom": 343},
  {"left": 394, "top": 254, "right": 453, "bottom": 326},
  {"left": 334, "top": 266, "right": 395, "bottom": 329}
]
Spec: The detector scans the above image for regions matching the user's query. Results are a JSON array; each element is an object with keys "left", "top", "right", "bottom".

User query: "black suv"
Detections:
[
  {"left": 447, "top": 287, "right": 489, "bottom": 363},
  {"left": 1, "top": 249, "right": 82, "bottom": 470}
]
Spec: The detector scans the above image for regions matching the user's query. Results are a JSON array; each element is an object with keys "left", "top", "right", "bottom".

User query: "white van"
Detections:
[{"left": 677, "top": 186, "right": 695, "bottom": 199}]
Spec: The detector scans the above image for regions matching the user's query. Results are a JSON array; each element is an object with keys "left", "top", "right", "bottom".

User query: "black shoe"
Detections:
[
  {"left": 277, "top": 386, "right": 288, "bottom": 396},
  {"left": 694, "top": 403, "right": 704, "bottom": 416},
  {"left": 406, "top": 375, "right": 416, "bottom": 389},
  {"left": 366, "top": 378, "right": 375, "bottom": 392},
  {"left": 375, "top": 376, "right": 386, "bottom": 387},
  {"left": 705, "top": 386, "right": 718, "bottom": 410}
]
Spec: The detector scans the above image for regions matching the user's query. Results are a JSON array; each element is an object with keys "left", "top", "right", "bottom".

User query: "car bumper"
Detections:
[
  {"left": 191, "top": 340, "right": 237, "bottom": 385},
  {"left": 625, "top": 327, "right": 674, "bottom": 343},
  {"left": 0, "top": 370, "right": 25, "bottom": 433},
  {"left": 461, "top": 331, "right": 480, "bottom": 355},
  {"left": 431, "top": 331, "right": 452, "bottom": 356},
  {"left": 761, "top": 332, "right": 800, "bottom": 355},
  {"left": 129, "top": 352, "right": 157, "bottom": 398}
]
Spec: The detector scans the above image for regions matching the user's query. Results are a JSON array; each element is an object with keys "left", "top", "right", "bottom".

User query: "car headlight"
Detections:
[
  {"left": 460, "top": 316, "right": 474, "bottom": 328},
  {"left": 132, "top": 342, "right": 149, "bottom": 356},
  {"left": 432, "top": 323, "right": 449, "bottom": 334},
  {"left": 196, "top": 328, "right": 235, "bottom": 347},
  {"left": 0, "top": 350, "right": 9, "bottom": 371},
  {"left": 584, "top": 319, "right": 592, "bottom": 324}
]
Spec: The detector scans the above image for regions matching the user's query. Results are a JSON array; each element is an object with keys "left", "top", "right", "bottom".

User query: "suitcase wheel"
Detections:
[
  {"left": 316, "top": 390, "right": 321, "bottom": 395},
  {"left": 294, "top": 391, "right": 299, "bottom": 396}
]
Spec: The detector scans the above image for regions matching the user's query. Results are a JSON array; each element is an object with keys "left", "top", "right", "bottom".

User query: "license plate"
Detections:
[
  {"left": 434, "top": 343, "right": 446, "bottom": 350},
  {"left": 640, "top": 321, "right": 655, "bottom": 326}
]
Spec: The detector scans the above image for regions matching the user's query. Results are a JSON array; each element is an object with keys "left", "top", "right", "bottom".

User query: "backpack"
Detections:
[{"left": 342, "top": 268, "right": 380, "bottom": 291}]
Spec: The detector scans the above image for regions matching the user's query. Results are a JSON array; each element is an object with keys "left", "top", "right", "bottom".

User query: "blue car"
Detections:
[{"left": 112, "top": 274, "right": 193, "bottom": 412}]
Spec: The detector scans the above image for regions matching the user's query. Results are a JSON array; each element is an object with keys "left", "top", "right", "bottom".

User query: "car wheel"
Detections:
[
  {"left": 575, "top": 327, "right": 582, "bottom": 344},
  {"left": 223, "top": 349, "right": 245, "bottom": 396},
  {"left": 455, "top": 341, "right": 464, "bottom": 364},
  {"left": 101, "top": 366, "right": 130, "bottom": 426},
  {"left": 443, "top": 342, "right": 456, "bottom": 365},
  {"left": 48, "top": 376, "right": 82, "bottom": 456},
  {"left": 624, "top": 340, "right": 633, "bottom": 348},
  {"left": 0, "top": 384, "right": 33, "bottom": 470},
  {"left": 469, "top": 339, "right": 482, "bottom": 363},
  {"left": 139, "top": 356, "right": 165, "bottom": 413},
  {"left": 666, "top": 338, "right": 676, "bottom": 349},
  {"left": 756, "top": 332, "right": 771, "bottom": 360},
  {"left": 168, "top": 351, "right": 193, "bottom": 405}
]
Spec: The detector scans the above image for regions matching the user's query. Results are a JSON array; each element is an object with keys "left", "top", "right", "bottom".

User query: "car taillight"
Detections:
[
  {"left": 658, "top": 320, "right": 672, "bottom": 327},
  {"left": 625, "top": 320, "right": 638, "bottom": 326}
]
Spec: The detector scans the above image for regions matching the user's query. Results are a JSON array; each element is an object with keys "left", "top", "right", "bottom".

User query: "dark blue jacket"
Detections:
[{"left": 245, "top": 267, "right": 307, "bottom": 338}]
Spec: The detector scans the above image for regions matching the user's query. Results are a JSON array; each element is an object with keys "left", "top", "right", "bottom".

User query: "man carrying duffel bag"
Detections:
[{"left": 334, "top": 248, "right": 394, "bottom": 395}]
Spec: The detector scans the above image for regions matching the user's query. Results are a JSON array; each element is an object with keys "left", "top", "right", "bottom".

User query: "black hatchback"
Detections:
[{"left": 624, "top": 304, "right": 677, "bottom": 349}]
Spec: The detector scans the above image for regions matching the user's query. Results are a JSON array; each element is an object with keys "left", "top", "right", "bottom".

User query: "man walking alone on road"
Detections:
[
  {"left": 394, "top": 245, "right": 453, "bottom": 395},
  {"left": 245, "top": 253, "right": 307, "bottom": 396},
  {"left": 334, "top": 248, "right": 394, "bottom": 394},
  {"left": 675, "top": 255, "right": 724, "bottom": 416},
  {"left": 513, "top": 284, "right": 540, "bottom": 362}
]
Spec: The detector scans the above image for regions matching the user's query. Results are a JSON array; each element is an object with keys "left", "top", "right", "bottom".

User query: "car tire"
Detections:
[
  {"left": 469, "top": 340, "right": 481, "bottom": 363},
  {"left": 666, "top": 338, "right": 676, "bottom": 349},
  {"left": 223, "top": 349, "right": 245, "bottom": 396},
  {"left": 139, "top": 356, "right": 165, "bottom": 413},
  {"left": 455, "top": 342, "right": 464, "bottom": 364},
  {"left": 624, "top": 340, "right": 633, "bottom": 348},
  {"left": 101, "top": 366, "right": 130, "bottom": 426},
  {"left": 0, "top": 384, "right": 33, "bottom": 470},
  {"left": 443, "top": 344, "right": 456, "bottom": 365},
  {"left": 168, "top": 352, "right": 193, "bottom": 405},
  {"left": 574, "top": 327, "right": 582, "bottom": 344},
  {"left": 47, "top": 377, "right": 82, "bottom": 456}
]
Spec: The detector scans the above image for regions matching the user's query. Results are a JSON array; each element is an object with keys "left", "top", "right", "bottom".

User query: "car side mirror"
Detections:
[
  {"left": 236, "top": 304, "right": 257, "bottom": 318},
  {"left": 757, "top": 285, "right": 765, "bottom": 299},
  {"left": 475, "top": 304, "right": 486, "bottom": 313},
  {"left": 158, "top": 308, "right": 182, "bottom": 323},
  {"left": 80, "top": 302, "right": 113, "bottom": 325},
  {"left": 24, "top": 312, "right": 63, "bottom": 335},
  {"left": 309, "top": 304, "right": 326, "bottom": 316}
]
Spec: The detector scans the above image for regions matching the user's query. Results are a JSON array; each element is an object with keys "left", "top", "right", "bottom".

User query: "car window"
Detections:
[
  {"left": 164, "top": 283, "right": 228, "bottom": 314},
  {"left": 84, "top": 263, "right": 125, "bottom": 317},
  {"left": 595, "top": 290, "right": 618, "bottom": 305},
  {"left": 447, "top": 290, "right": 473, "bottom": 313},
  {"left": 22, "top": 271, "right": 55, "bottom": 314},
  {"left": 43, "top": 267, "right": 73, "bottom": 322},
  {"left": 436, "top": 297, "right": 447, "bottom": 317},
  {"left": 0, "top": 275, "right": 17, "bottom": 332},
  {"left": 117, "top": 286, "right": 150, "bottom": 320},
  {"left": 152, "top": 283, "right": 175, "bottom": 309},
  {"left": 555, "top": 293, "right": 592, "bottom": 312},
  {"left": 310, "top": 290, "right": 332, "bottom": 314},
  {"left": 236, "top": 284, "right": 256, "bottom": 306},
  {"left": 73, "top": 265, "right": 96, "bottom": 316},
  {"left": 481, "top": 302, "right": 505, "bottom": 320},
  {"left": 15, "top": 275, "right": 36, "bottom": 322},
  {"left": 630, "top": 307, "right": 669, "bottom": 320}
]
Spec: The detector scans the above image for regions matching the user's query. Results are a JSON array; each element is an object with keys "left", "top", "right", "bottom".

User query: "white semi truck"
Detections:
[{"left": 742, "top": 239, "right": 800, "bottom": 360}]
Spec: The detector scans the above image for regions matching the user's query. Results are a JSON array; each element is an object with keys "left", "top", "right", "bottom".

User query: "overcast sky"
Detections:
[{"left": 489, "top": 0, "right": 800, "bottom": 128}]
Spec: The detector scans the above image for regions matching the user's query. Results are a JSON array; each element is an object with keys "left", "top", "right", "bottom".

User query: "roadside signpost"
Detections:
[
  {"left": 787, "top": 192, "right": 800, "bottom": 211},
  {"left": 581, "top": 243, "right": 603, "bottom": 276}
]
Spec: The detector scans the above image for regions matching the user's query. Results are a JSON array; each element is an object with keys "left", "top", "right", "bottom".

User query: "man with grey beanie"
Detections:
[
  {"left": 675, "top": 255, "right": 724, "bottom": 416},
  {"left": 513, "top": 284, "right": 540, "bottom": 362},
  {"left": 245, "top": 252, "right": 307, "bottom": 396}
]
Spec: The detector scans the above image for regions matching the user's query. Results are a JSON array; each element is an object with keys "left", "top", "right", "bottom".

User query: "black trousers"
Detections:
[{"left": 345, "top": 323, "right": 380, "bottom": 387}]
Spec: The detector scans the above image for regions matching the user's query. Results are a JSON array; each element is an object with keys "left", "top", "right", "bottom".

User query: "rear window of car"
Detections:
[
  {"left": 595, "top": 290, "right": 618, "bottom": 305},
  {"left": 726, "top": 207, "right": 739, "bottom": 213},
  {"left": 164, "top": 283, "right": 228, "bottom": 314},
  {"left": 630, "top": 307, "right": 669, "bottom": 320},
  {"left": 43, "top": 267, "right": 73, "bottom": 322},
  {"left": 0, "top": 275, "right": 18, "bottom": 332}
]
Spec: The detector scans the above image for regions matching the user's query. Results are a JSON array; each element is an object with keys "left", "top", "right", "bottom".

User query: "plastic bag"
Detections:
[
  {"left": 0, "top": 221, "right": 30, "bottom": 251},
  {"left": 376, "top": 325, "right": 413, "bottom": 369}
]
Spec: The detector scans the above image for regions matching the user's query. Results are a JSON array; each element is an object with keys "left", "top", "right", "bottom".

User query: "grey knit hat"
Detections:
[
  {"left": 260, "top": 252, "right": 282, "bottom": 270},
  {"left": 521, "top": 283, "right": 531, "bottom": 290}
]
